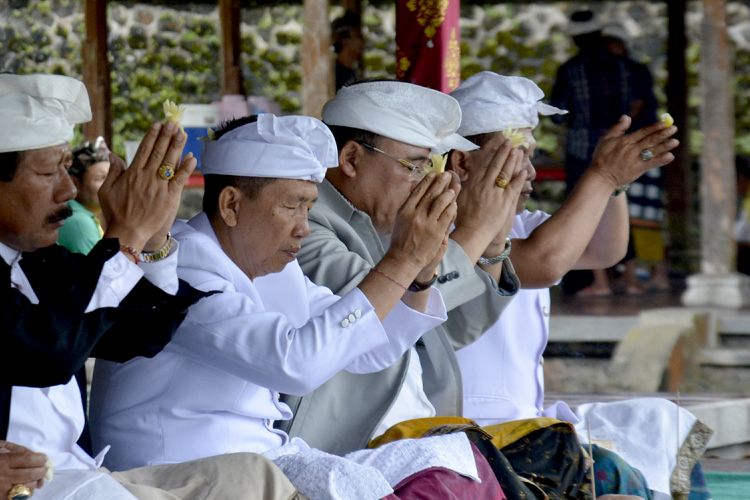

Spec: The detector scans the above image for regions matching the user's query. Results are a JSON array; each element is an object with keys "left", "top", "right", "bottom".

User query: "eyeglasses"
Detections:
[{"left": 358, "top": 142, "right": 433, "bottom": 180}]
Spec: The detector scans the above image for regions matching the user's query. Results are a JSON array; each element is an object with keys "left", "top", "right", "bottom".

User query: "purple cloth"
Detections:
[{"left": 387, "top": 443, "right": 506, "bottom": 500}]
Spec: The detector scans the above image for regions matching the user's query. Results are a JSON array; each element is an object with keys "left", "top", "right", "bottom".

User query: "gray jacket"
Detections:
[{"left": 277, "top": 180, "right": 519, "bottom": 454}]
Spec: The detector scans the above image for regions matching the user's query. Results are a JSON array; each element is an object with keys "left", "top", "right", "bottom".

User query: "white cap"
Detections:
[
  {"left": 201, "top": 114, "right": 339, "bottom": 182},
  {"left": 451, "top": 72, "right": 567, "bottom": 137},
  {"left": 0, "top": 74, "right": 91, "bottom": 153},
  {"left": 322, "top": 80, "right": 478, "bottom": 155},
  {"left": 566, "top": 11, "right": 603, "bottom": 36}
]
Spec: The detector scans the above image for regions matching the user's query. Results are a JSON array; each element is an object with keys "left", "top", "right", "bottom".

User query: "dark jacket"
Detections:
[{"left": 0, "top": 238, "right": 207, "bottom": 439}]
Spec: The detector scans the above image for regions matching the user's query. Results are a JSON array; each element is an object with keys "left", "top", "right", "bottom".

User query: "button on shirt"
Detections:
[{"left": 0, "top": 241, "right": 178, "bottom": 470}]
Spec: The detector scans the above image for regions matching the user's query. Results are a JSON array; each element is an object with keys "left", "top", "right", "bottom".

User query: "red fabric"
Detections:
[
  {"left": 384, "top": 442, "right": 506, "bottom": 499},
  {"left": 395, "top": 0, "right": 461, "bottom": 92}
]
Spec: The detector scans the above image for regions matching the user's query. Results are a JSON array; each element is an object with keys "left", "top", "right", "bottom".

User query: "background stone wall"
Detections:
[{"left": 2, "top": 0, "right": 750, "bottom": 160}]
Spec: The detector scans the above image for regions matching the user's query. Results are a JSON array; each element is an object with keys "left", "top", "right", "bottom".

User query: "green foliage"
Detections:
[{"left": 2, "top": 0, "right": 750, "bottom": 164}]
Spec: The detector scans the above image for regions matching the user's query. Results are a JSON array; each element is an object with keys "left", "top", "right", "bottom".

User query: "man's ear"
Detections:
[
  {"left": 447, "top": 150, "right": 471, "bottom": 182},
  {"left": 337, "top": 141, "right": 362, "bottom": 178},
  {"left": 218, "top": 186, "right": 243, "bottom": 228}
]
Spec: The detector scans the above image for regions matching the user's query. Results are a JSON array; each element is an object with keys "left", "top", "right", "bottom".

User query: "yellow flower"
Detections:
[
  {"left": 198, "top": 127, "right": 216, "bottom": 142},
  {"left": 163, "top": 99, "right": 186, "bottom": 134},
  {"left": 502, "top": 128, "right": 530, "bottom": 149},
  {"left": 660, "top": 113, "right": 674, "bottom": 127},
  {"left": 430, "top": 154, "right": 447, "bottom": 174}
]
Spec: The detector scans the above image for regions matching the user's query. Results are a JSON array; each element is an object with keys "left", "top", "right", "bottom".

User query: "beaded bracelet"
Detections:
[
  {"left": 478, "top": 238, "right": 512, "bottom": 266},
  {"left": 371, "top": 266, "right": 407, "bottom": 291}
]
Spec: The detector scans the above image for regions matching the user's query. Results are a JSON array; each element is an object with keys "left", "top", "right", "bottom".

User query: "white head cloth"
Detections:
[
  {"left": 451, "top": 72, "right": 567, "bottom": 137},
  {"left": 0, "top": 74, "right": 91, "bottom": 153},
  {"left": 321, "top": 81, "right": 478, "bottom": 154},
  {"left": 566, "top": 11, "right": 603, "bottom": 36},
  {"left": 201, "top": 114, "right": 339, "bottom": 183}
]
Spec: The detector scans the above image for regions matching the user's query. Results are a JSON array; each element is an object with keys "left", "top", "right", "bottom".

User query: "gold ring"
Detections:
[
  {"left": 7, "top": 484, "right": 31, "bottom": 500},
  {"left": 495, "top": 176, "right": 509, "bottom": 189},
  {"left": 157, "top": 163, "right": 175, "bottom": 181}
]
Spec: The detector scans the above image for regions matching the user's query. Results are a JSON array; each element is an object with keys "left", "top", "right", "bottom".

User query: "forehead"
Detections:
[
  {"left": 260, "top": 178, "right": 318, "bottom": 200},
  {"left": 18, "top": 143, "right": 72, "bottom": 167},
  {"left": 374, "top": 136, "right": 430, "bottom": 157}
]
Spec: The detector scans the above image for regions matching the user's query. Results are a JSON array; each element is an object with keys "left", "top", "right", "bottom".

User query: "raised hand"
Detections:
[
  {"left": 451, "top": 135, "right": 527, "bottom": 263},
  {"left": 589, "top": 115, "right": 679, "bottom": 189},
  {"left": 388, "top": 172, "right": 458, "bottom": 277},
  {"left": 99, "top": 121, "right": 197, "bottom": 253},
  {"left": 0, "top": 441, "right": 48, "bottom": 498}
]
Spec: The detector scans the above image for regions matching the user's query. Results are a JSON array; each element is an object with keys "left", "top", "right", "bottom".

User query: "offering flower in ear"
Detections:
[
  {"left": 429, "top": 154, "right": 447, "bottom": 174},
  {"left": 502, "top": 128, "right": 530, "bottom": 149}
]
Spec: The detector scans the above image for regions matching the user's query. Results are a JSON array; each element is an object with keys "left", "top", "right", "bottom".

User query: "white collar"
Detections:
[{"left": 0, "top": 241, "right": 21, "bottom": 267}]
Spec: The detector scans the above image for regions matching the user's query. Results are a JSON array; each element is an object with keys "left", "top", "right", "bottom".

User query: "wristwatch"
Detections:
[
  {"left": 478, "top": 237, "right": 512, "bottom": 266},
  {"left": 140, "top": 233, "right": 174, "bottom": 263},
  {"left": 408, "top": 273, "right": 438, "bottom": 292}
]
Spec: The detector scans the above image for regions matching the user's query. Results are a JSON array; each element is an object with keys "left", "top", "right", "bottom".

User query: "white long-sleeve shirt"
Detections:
[
  {"left": 90, "top": 212, "right": 447, "bottom": 471},
  {"left": 455, "top": 210, "right": 574, "bottom": 424}
]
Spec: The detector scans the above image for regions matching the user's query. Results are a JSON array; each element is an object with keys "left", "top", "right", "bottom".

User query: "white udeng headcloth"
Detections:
[
  {"left": 451, "top": 72, "right": 567, "bottom": 137},
  {"left": 322, "top": 81, "right": 478, "bottom": 154},
  {"left": 0, "top": 74, "right": 91, "bottom": 153},
  {"left": 201, "top": 114, "right": 339, "bottom": 182}
]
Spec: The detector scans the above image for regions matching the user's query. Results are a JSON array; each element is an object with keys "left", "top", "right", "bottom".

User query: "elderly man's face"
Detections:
[
  {"left": 355, "top": 137, "right": 431, "bottom": 234},
  {"left": 0, "top": 144, "right": 76, "bottom": 252},
  {"left": 515, "top": 128, "right": 537, "bottom": 214},
  {"left": 224, "top": 179, "right": 317, "bottom": 280}
]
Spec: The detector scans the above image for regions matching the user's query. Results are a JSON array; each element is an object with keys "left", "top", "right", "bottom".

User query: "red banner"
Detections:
[{"left": 395, "top": 0, "right": 461, "bottom": 93}]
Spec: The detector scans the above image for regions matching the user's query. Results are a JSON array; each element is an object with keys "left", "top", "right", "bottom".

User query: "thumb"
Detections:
[{"left": 602, "top": 115, "right": 632, "bottom": 140}]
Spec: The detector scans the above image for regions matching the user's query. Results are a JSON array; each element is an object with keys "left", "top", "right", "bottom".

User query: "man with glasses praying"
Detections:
[{"left": 278, "top": 80, "right": 529, "bottom": 454}]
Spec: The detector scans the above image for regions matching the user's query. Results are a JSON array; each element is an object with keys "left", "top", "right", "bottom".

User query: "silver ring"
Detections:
[{"left": 639, "top": 149, "right": 655, "bottom": 161}]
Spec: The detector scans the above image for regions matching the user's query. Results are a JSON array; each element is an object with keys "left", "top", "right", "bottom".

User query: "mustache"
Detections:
[{"left": 46, "top": 206, "right": 73, "bottom": 224}]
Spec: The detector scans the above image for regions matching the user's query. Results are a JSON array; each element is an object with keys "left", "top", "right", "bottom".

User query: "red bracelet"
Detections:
[
  {"left": 120, "top": 244, "right": 140, "bottom": 264},
  {"left": 372, "top": 266, "right": 407, "bottom": 291}
]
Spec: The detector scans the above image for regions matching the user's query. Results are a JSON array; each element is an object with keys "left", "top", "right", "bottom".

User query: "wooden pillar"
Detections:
[
  {"left": 82, "top": 0, "right": 112, "bottom": 146},
  {"left": 219, "top": 0, "right": 243, "bottom": 95},
  {"left": 683, "top": 0, "right": 750, "bottom": 307},
  {"left": 302, "top": 0, "right": 333, "bottom": 118},
  {"left": 664, "top": 0, "right": 694, "bottom": 273}
]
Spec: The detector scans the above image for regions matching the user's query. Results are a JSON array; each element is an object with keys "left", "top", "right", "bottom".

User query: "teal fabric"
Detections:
[
  {"left": 58, "top": 199, "right": 102, "bottom": 255},
  {"left": 592, "top": 445, "right": 652, "bottom": 499},
  {"left": 704, "top": 472, "right": 750, "bottom": 500}
]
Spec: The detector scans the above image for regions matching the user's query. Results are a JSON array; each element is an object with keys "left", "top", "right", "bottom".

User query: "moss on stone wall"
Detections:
[{"left": 2, "top": 0, "right": 750, "bottom": 161}]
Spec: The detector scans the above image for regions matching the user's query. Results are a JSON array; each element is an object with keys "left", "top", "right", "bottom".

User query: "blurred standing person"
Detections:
[
  {"left": 551, "top": 11, "right": 659, "bottom": 296},
  {"left": 603, "top": 24, "right": 670, "bottom": 293},
  {"left": 57, "top": 138, "right": 110, "bottom": 255},
  {"left": 332, "top": 10, "right": 364, "bottom": 90}
]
